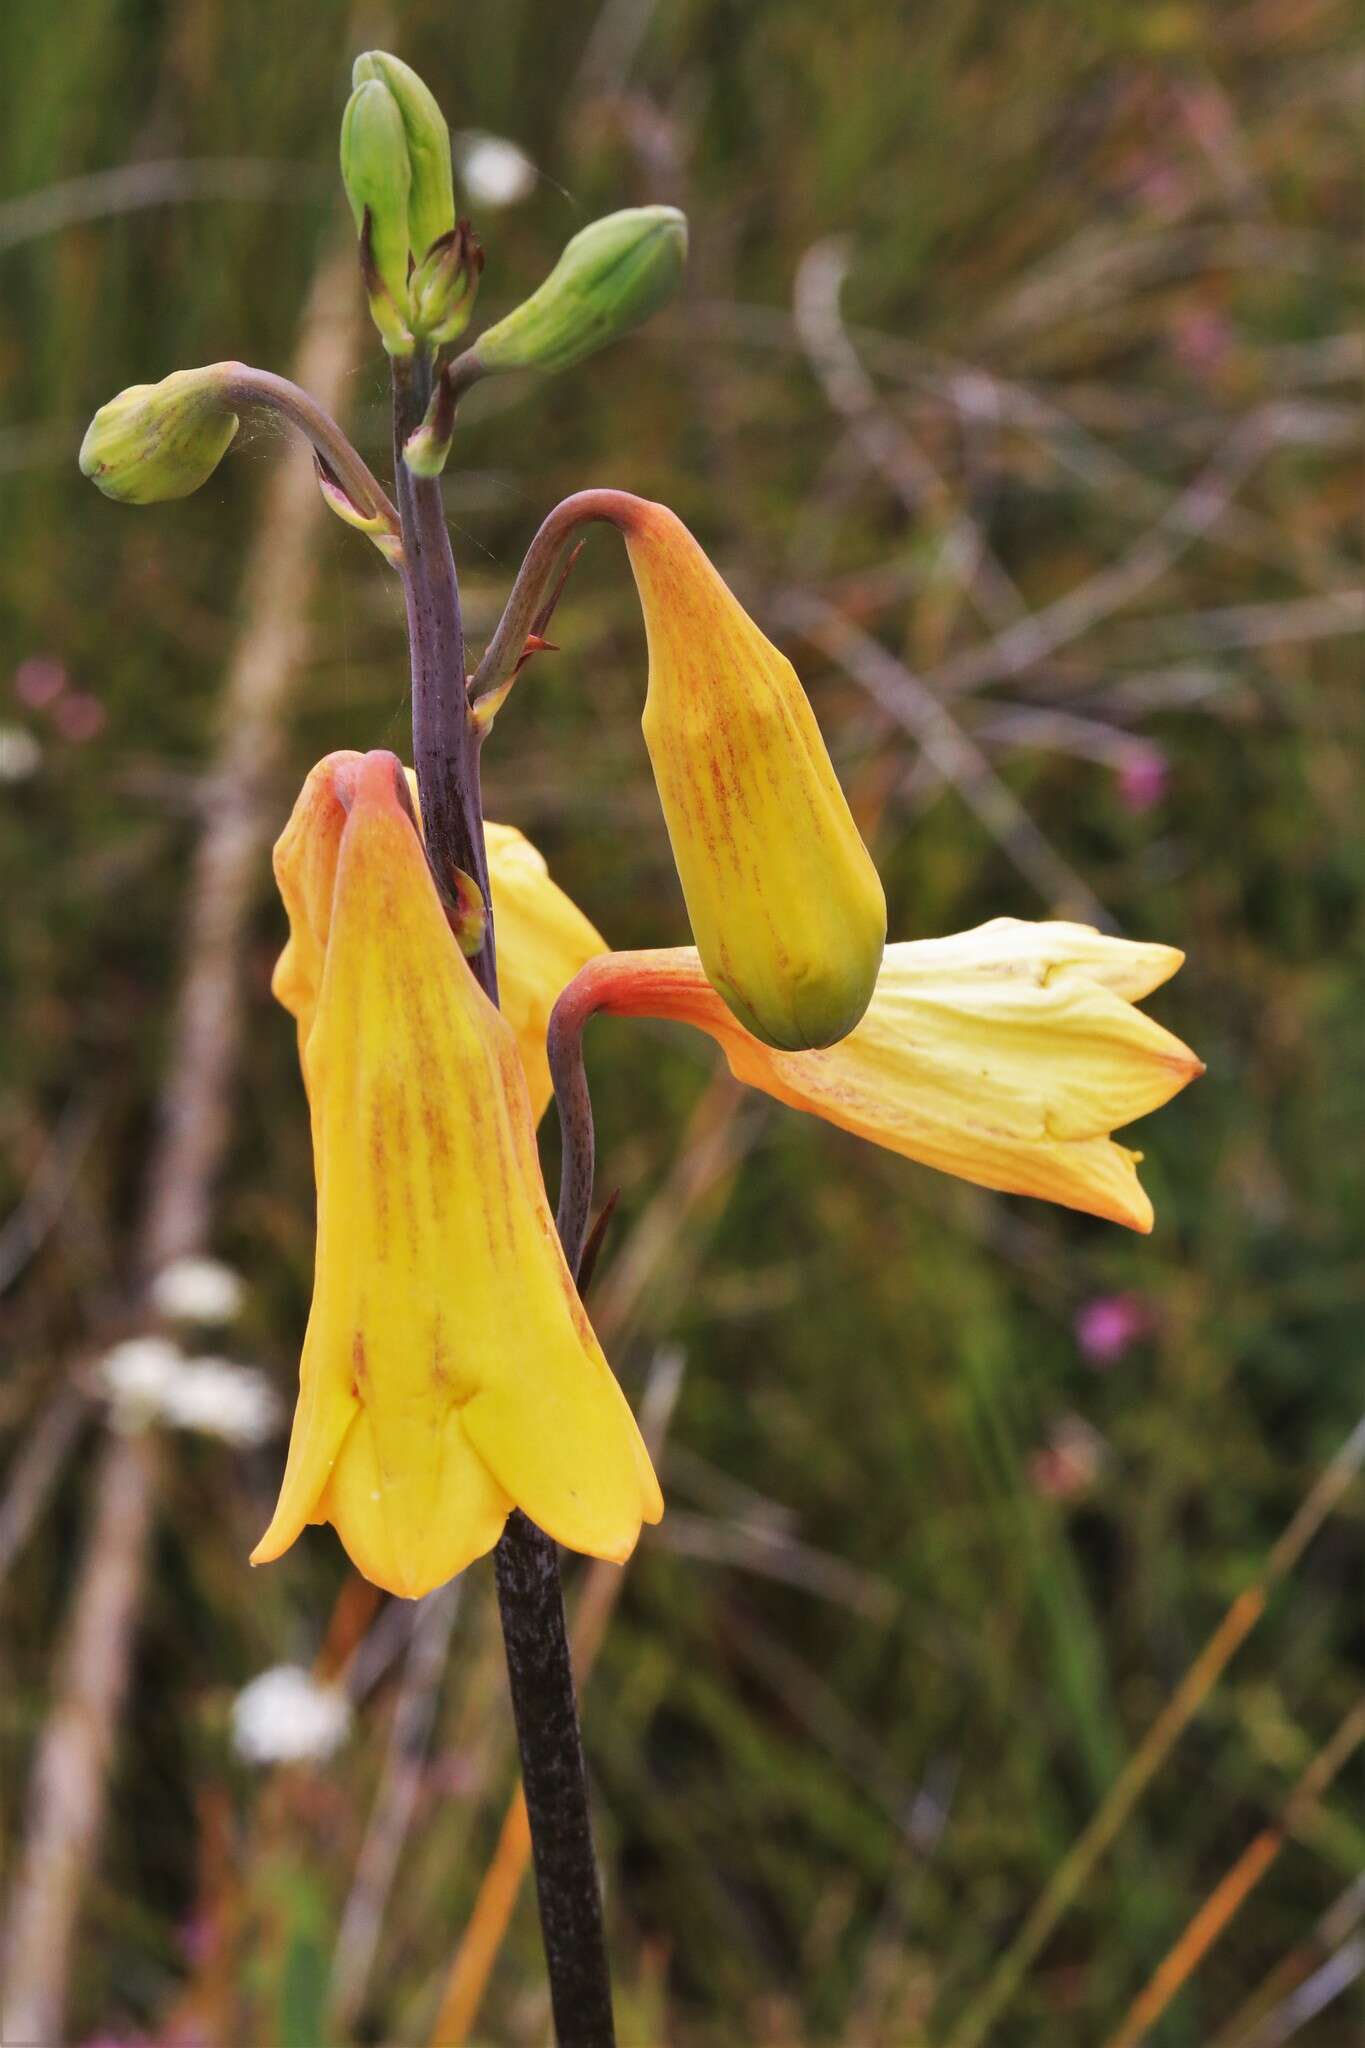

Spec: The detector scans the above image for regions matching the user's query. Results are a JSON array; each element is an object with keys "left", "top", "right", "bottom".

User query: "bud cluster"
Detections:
[
  {"left": 338, "top": 50, "right": 685, "bottom": 426},
  {"left": 340, "top": 51, "right": 479, "bottom": 352}
]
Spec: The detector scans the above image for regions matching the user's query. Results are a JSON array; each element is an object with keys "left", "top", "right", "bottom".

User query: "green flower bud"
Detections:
[
  {"left": 79, "top": 366, "right": 239, "bottom": 505},
  {"left": 352, "top": 52, "right": 456, "bottom": 263},
  {"left": 472, "top": 206, "right": 687, "bottom": 377},
  {"left": 340, "top": 78, "right": 413, "bottom": 323},
  {"left": 402, "top": 415, "right": 454, "bottom": 479},
  {"left": 402, "top": 364, "right": 457, "bottom": 478},
  {"left": 411, "top": 221, "right": 482, "bottom": 345}
]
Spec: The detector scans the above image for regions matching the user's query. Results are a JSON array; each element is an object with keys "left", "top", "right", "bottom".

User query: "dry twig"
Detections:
[{"left": 781, "top": 588, "right": 1113, "bottom": 924}]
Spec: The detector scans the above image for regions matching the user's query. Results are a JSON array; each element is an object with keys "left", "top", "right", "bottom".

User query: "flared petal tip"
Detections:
[
  {"left": 1114, "top": 1190, "right": 1155, "bottom": 1235},
  {"left": 248, "top": 1528, "right": 292, "bottom": 1570}
]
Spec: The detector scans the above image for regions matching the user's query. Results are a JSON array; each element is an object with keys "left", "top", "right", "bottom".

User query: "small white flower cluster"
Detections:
[
  {"left": 455, "top": 131, "right": 537, "bottom": 210},
  {"left": 0, "top": 725, "right": 43, "bottom": 784},
  {"left": 231, "top": 1664, "right": 352, "bottom": 1766},
  {"left": 149, "top": 1255, "right": 246, "bottom": 1324},
  {"left": 98, "top": 1336, "right": 280, "bottom": 1446}
]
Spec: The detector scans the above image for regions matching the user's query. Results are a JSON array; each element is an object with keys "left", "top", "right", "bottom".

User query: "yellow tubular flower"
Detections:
[
  {"left": 617, "top": 499, "right": 886, "bottom": 1053},
  {"left": 567, "top": 920, "right": 1204, "bottom": 1232},
  {"left": 255, "top": 750, "right": 659, "bottom": 1598}
]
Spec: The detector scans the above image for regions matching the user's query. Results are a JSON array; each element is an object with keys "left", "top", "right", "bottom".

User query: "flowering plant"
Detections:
[{"left": 80, "top": 49, "right": 1200, "bottom": 2044}]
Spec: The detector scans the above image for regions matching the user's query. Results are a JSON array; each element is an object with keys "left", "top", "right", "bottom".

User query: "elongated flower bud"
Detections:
[
  {"left": 340, "top": 77, "right": 413, "bottom": 324},
  {"left": 472, "top": 207, "right": 686, "bottom": 377},
  {"left": 617, "top": 499, "right": 886, "bottom": 1050},
  {"left": 560, "top": 922, "right": 1204, "bottom": 1231},
  {"left": 352, "top": 51, "right": 456, "bottom": 263},
  {"left": 79, "top": 365, "right": 239, "bottom": 504},
  {"left": 256, "top": 752, "right": 656, "bottom": 1597}
]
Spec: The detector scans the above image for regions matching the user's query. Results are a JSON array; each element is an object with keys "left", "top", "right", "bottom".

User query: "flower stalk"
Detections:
[
  {"left": 220, "top": 364, "right": 399, "bottom": 534},
  {"left": 390, "top": 347, "right": 616, "bottom": 2045},
  {"left": 392, "top": 352, "right": 495, "bottom": 1000}
]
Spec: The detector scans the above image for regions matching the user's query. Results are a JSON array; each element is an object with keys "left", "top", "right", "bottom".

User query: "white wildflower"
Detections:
[
  {"left": 456, "top": 132, "right": 537, "bottom": 210},
  {"left": 231, "top": 1665, "right": 352, "bottom": 1766},
  {"left": 98, "top": 1338, "right": 279, "bottom": 1445},
  {"left": 160, "top": 1355, "right": 280, "bottom": 1445},
  {"left": 0, "top": 726, "right": 43, "bottom": 784},
  {"left": 100, "top": 1336, "right": 183, "bottom": 1427},
  {"left": 150, "top": 1254, "right": 246, "bottom": 1324}
]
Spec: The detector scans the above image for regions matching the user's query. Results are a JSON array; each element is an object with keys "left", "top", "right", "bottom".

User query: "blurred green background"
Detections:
[{"left": 2, "top": 1, "right": 1362, "bottom": 2042}]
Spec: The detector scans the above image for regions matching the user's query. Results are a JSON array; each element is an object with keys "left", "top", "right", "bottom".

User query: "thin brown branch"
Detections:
[
  {"left": 0, "top": 158, "right": 322, "bottom": 254},
  {"left": 0, "top": 1386, "right": 90, "bottom": 1589},
  {"left": 944, "top": 1408, "right": 1365, "bottom": 2048},
  {"left": 326, "top": 1581, "right": 463, "bottom": 2034},
  {"left": 780, "top": 588, "right": 1113, "bottom": 925},
  {"left": 0, "top": 1094, "right": 103, "bottom": 1295},
  {"left": 651, "top": 1509, "right": 897, "bottom": 1621},
  {"left": 1102, "top": 1694, "right": 1365, "bottom": 2048},
  {"left": 793, "top": 239, "right": 1026, "bottom": 632},
  {"left": 1213, "top": 1873, "right": 1365, "bottom": 2048},
  {"left": 921, "top": 408, "right": 1298, "bottom": 702}
]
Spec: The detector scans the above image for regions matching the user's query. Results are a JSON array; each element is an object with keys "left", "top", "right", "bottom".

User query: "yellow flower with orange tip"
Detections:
[
  {"left": 617, "top": 498, "right": 887, "bottom": 1053},
  {"left": 555, "top": 921, "right": 1204, "bottom": 1233},
  {"left": 255, "top": 750, "right": 658, "bottom": 1599}
]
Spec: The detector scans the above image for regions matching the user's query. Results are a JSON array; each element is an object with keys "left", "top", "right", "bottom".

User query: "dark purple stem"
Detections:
[
  {"left": 470, "top": 488, "right": 644, "bottom": 710},
  {"left": 391, "top": 362, "right": 614, "bottom": 2046},
  {"left": 547, "top": 977, "right": 601, "bottom": 1279},
  {"left": 392, "top": 355, "right": 497, "bottom": 1001}
]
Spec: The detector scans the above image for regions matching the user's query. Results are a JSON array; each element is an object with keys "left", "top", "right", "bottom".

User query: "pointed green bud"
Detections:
[
  {"left": 79, "top": 365, "right": 239, "bottom": 505},
  {"left": 402, "top": 416, "right": 453, "bottom": 479},
  {"left": 352, "top": 52, "right": 456, "bottom": 263},
  {"left": 402, "top": 365, "right": 457, "bottom": 478},
  {"left": 340, "top": 77, "right": 413, "bottom": 325},
  {"left": 470, "top": 206, "right": 687, "bottom": 378},
  {"left": 314, "top": 458, "right": 405, "bottom": 569},
  {"left": 411, "top": 221, "right": 483, "bottom": 345}
]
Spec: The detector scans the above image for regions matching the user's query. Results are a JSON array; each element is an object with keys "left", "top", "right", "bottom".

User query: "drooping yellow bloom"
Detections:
[
  {"left": 562, "top": 920, "right": 1204, "bottom": 1231},
  {"left": 255, "top": 750, "right": 659, "bottom": 1598},
  {"left": 618, "top": 499, "right": 886, "bottom": 1053}
]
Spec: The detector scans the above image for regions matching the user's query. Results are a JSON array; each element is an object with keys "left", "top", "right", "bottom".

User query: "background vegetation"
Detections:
[{"left": 1, "top": 0, "right": 1362, "bottom": 2041}]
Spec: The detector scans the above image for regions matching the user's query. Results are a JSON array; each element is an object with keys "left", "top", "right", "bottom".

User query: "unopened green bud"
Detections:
[
  {"left": 340, "top": 78, "right": 413, "bottom": 325},
  {"left": 402, "top": 365, "right": 457, "bottom": 478},
  {"left": 402, "top": 419, "right": 453, "bottom": 479},
  {"left": 352, "top": 52, "right": 456, "bottom": 262},
  {"left": 471, "top": 206, "right": 687, "bottom": 377},
  {"left": 79, "top": 365, "right": 239, "bottom": 505},
  {"left": 411, "top": 221, "right": 482, "bottom": 345}
]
